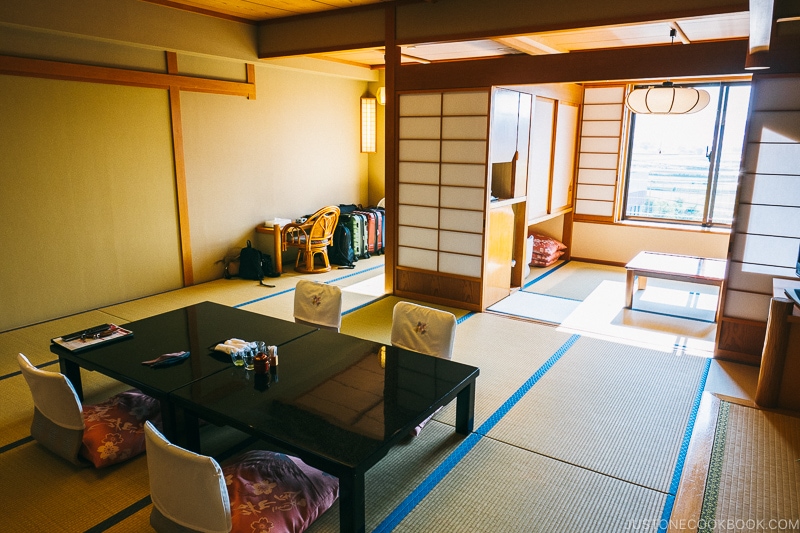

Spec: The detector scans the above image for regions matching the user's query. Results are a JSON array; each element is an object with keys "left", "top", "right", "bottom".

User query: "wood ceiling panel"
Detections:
[{"left": 676, "top": 12, "right": 750, "bottom": 42}]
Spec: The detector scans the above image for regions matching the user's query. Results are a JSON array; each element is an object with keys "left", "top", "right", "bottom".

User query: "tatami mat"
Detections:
[
  {"left": 394, "top": 437, "right": 668, "bottom": 533},
  {"left": 487, "top": 291, "right": 581, "bottom": 324},
  {"left": 433, "top": 312, "right": 575, "bottom": 430},
  {"left": 487, "top": 335, "right": 709, "bottom": 492},
  {"left": 702, "top": 401, "right": 800, "bottom": 531},
  {"left": 2, "top": 258, "right": 788, "bottom": 533},
  {"left": 559, "top": 280, "right": 717, "bottom": 354},
  {"left": 524, "top": 261, "right": 626, "bottom": 300}
]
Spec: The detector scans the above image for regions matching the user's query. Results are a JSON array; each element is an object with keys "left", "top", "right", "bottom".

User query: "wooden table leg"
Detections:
[
  {"left": 59, "top": 358, "right": 84, "bottom": 401},
  {"left": 272, "top": 224, "right": 283, "bottom": 274},
  {"left": 455, "top": 381, "right": 476, "bottom": 435},
  {"left": 338, "top": 472, "right": 366, "bottom": 533},
  {"left": 625, "top": 269, "right": 635, "bottom": 309}
]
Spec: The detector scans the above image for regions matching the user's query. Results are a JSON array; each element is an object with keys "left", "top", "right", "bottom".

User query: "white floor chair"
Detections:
[
  {"left": 294, "top": 279, "right": 343, "bottom": 332},
  {"left": 390, "top": 302, "right": 457, "bottom": 436}
]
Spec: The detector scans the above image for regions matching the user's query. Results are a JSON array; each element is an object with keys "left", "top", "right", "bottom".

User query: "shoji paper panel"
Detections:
[
  {"left": 441, "top": 163, "right": 485, "bottom": 187},
  {"left": 398, "top": 246, "right": 438, "bottom": 270},
  {"left": 723, "top": 77, "right": 800, "bottom": 324},
  {"left": 399, "top": 93, "right": 441, "bottom": 116},
  {"left": 440, "top": 186, "right": 484, "bottom": 210},
  {"left": 574, "top": 85, "right": 625, "bottom": 221},
  {"left": 399, "top": 117, "right": 441, "bottom": 139},
  {"left": 440, "top": 208, "right": 483, "bottom": 233},
  {"left": 439, "top": 252, "right": 482, "bottom": 277},
  {"left": 398, "top": 205, "right": 438, "bottom": 228},
  {"left": 439, "top": 230, "right": 483, "bottom": 255},
  {"left": 399, "top": 183, "right": 439, "bottom": 207},
  {"left": 399, "top": 140, "right": 440, "bottom": 162},
  {"left": 442, "top": 116, "right": 487, "bottom": 139},
  {"left": 397, "top": 90, "right": 489, "bottom": 282},
  {"left": 398, "top": 226, "right": 438, "bottom": 249},
  {"left": 442, "top": 91, "right": 489, "bottom": 116},
  {"left": 399, "top": 162, "right": 440, "bottom": 184}
]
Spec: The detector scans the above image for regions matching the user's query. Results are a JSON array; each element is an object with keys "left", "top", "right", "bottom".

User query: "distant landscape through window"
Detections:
[{"left": 624, "top": 82, "right": 751, "bottom": 226}]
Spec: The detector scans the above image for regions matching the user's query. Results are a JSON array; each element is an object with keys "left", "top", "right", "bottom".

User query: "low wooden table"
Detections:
[
  {"left": 255, "top": 222, "right": 283, "bottom": 274},
  {"left": 624, "top": 251, "right": 727, "bottom": 322}
]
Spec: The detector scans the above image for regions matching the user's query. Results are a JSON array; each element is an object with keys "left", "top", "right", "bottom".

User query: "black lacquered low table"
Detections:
[
  {"left": 170, "top": 327, "right": 480, "bottom": 533},
  {"left": 50, "top": 301, "right": 317, "bottom": 447}
]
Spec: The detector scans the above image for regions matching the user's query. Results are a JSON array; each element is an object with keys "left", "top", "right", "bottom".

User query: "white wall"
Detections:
[{"left": 572, "top": 222, "right": 730, "bottom": 264}]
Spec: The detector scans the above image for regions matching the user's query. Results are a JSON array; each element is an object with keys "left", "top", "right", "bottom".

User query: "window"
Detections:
[{"left": 623, "top": 82, "right": 751, "bottom": 226}]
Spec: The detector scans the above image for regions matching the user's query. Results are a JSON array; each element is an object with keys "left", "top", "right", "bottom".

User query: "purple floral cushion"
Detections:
[
  {"left": 224, "top": 450, "right": 339, "bottom": 533},
  {"left": 79, "top": 389, "right": 161, "bottom": 468}
]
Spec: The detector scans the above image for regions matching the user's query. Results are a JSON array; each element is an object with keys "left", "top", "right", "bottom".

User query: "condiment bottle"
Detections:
[
  {"left": 254, "top": 346, "right": 269, "bottom": 374},
  {"left": 268, "top": 345, "right": 278, "bottom": 367}
]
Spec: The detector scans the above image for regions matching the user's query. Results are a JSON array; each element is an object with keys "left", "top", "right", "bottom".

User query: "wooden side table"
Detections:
[
  {"left": 255, "top": 223, "right": 283, "bottom": 274},
  {"left": 624, "top": 251, "right": 726, "bottom": 322},
  {"left": 755, "top": 278, "right": 800, "bottom": 410}
]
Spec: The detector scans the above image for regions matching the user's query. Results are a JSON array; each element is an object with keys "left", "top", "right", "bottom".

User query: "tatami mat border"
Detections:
[
  {"left": 84, "top": 496, "right": 152, "bottom": 533},
  {"left": 657, "top": 357, "right": 712, "bottom": 533},
  {"left": 523, "top": 291, "right": 583, "bottom": 302},
  {"left": 235, "top": 264, "right": 384, "bottom": 308},
  {"left": 372, "top": 334, "right": 581, "bottom": 533},
  {"left": 522, "top": 260, "right": 570, "bottom": 290},
  {"left": 631, "top": 303, "right": 717, "bottom": 324},
  {"left": 1, "top": 359, "right": 58, "bottom": 382}
]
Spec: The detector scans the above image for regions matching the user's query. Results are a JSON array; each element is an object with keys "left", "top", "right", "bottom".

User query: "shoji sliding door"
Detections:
[{"left": 395, "top": 90, "right": 490, "bottom": 311}]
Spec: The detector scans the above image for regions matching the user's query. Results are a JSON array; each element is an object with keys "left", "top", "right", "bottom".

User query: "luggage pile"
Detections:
[{"left": 328, "top": 204, "right": 385, "bottom": 268}]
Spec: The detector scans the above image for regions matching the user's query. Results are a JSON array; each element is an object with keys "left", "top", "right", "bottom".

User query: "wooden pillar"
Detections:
[
  {"left": 166, "top": 51, "right": 194, "bottom": 286},
  {"left": 384, "top": 4, "right": 398, "bottom": 295},
  {"left": 754, "top": 297, "right": 793, "bottom": 407}
]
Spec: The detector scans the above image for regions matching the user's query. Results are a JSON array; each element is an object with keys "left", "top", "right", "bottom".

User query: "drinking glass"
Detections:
[
  {"left": 242, "top": 348, "right": 255, "bottom": 371},
  {"left": 231, "top": 348, "right": 244, "bottom": 367}
]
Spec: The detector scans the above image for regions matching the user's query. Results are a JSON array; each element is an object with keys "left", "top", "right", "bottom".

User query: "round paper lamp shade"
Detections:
[{"left": 626, "top": 85, "right": 710, "bottom": 114}]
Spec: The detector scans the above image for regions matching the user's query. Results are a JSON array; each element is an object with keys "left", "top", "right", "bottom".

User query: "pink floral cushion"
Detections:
[
  {"left": 224, "top": 450, "right": 339, "bottom": 533},
  {"left": 530, "top": 250, "right": 564, "bottom": 267},
  {"left": 529, "top": 232, "right": 567, "bottom": 257},
  {"left": 80, "top": 389, "right": 161, "bottom": 468}
]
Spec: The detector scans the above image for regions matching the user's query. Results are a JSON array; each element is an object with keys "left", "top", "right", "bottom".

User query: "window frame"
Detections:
[{"left": 620, "top": 80, "right": 751, "bottom": 229}]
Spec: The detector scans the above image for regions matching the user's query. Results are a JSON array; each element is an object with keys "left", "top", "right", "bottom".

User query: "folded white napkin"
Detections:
[{"left": 214, "top": 338, "right": 257, "bottom": 354}]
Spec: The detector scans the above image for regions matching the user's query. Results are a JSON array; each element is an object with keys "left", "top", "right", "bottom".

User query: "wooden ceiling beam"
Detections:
[
  {"left": 396, "top": 40, "right": 750, "bottom": 90},
  {"left": 0, "top": 55, "right": 256, "bottom": 99}
]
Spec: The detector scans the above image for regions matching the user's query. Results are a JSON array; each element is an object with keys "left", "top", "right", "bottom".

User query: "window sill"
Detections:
[{"left": 616, "top": 219, "right": 731, "bottom": 235}]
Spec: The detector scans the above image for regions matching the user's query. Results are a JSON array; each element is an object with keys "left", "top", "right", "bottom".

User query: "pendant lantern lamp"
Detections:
[{"left": 626, "top": 81, "right": 711, "bottom": 115}]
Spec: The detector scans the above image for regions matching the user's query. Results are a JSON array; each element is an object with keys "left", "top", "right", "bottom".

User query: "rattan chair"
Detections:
[{"left": 281, "top": 206, "right": 340, "bottom": 273}]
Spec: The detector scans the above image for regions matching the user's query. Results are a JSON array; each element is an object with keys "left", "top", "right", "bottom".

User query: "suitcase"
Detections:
[
  {"left": 360, "top": 207, "right": 384, "bottom": 255},
  {"left": 353, "top": 212, "right": 370, "bottom": 259},
  {"left": 371, "top": 207, "right": 384, "bottom": 254},
  {"left": 340, "top": 213, "right": 367, "bottom": 260},
  {"left": 354, "top": 210, "right": 377, "bottom": 256}
]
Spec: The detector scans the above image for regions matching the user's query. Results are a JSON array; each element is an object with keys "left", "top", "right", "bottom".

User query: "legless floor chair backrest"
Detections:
[
  {"left": 17, "top": 353, "right": 86, "bottom": 465},
  {"left": 144, "top": 421, "right": 232, "bottom": 533},
  {"left": 390, "top": 302, "right": 458, "bottom": 437},
  {"left": 391, "top": 301, "right": 457, "bottom": 360},
  {"left": 294, "top": 279, "right": 343, "bottom": 332},
  {"left": 144, "top": 421, "right": 340, "bottom": 533},
  {"left": 18, "top": 353, "right": 160, "bottom": 468}
]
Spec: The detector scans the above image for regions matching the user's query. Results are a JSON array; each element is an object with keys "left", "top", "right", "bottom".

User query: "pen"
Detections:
[{"left": 61, "top": 324, "right": 111, "bottom": 342}]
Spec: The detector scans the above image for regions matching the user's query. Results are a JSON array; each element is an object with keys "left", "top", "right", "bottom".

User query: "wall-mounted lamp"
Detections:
[
  {"left": 376, "top": 87, "right": 386, "bottom": 106},
  {"left": 360, "top": 96, "right": 377, "bottom": 153}
]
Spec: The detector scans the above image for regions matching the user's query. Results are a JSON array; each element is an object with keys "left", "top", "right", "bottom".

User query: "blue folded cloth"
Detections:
[{"left": 141, "top": 351, "right": 190, "bottom": 368}]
